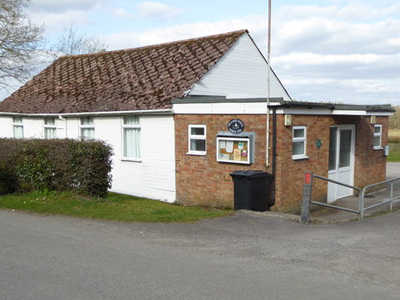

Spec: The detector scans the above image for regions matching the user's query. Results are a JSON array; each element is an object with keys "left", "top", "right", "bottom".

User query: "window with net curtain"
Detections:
[
  {"left": 13, "top": 116, "right": 24, "bottom": 139},
  {"left": 44, "top": 117, "right": 57, "bottom": 139},
  {"left": 80, "top": 117, "right": 95, "bottom": 140},
  {"left": 123, "top": 116, "right": 141, "bottom": 159}
]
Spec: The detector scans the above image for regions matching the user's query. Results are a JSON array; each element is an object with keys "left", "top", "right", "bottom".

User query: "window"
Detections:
[
  {"left": 123, "top": 116, "right": 141, "bottom": 160},
  {"left": 292, "top": 126, "right": 307, "bottom": 159},
  {"left": 12, "top": 116, "right": 24, "bottom": 139},
  {"left": 188, "top": 125, "right": 206, "bottom": 155},
  {"left": 44, "top": 117, "right": 57, "bottom": 139},
  {"left": 373, "top": 124, "right": 382, "bottom": 149},
  {"left": 80, "top": 117, "right": 95, "bottom": 140}
]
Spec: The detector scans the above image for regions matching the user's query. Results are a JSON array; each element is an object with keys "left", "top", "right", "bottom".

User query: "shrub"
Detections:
[{"left": 0, "top": 138, "right": 113, "bottom": 197}]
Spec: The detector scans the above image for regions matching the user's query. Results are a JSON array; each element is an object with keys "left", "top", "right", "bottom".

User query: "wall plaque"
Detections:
[{"left": 227, "top": 119, "right": 245, "bottom": 134}]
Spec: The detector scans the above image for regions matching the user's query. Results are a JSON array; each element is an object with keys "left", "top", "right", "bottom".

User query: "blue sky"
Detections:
[{"left": 11, "top": 0, "right": 400, "bottom": 105}]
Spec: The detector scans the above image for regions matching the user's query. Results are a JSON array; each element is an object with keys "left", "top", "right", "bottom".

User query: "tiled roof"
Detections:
[{"left": 0, "top": 30, "right": 247, "bottom": 114}]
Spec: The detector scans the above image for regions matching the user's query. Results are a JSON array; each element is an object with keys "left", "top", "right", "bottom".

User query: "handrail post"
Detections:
[
  {"left": 358, "top": 187, "right": 366, "bottom": 220},
  {"left": 301, "top": 172, "right": 313, "bottom": 223},
  {"left": 359, "top": 189, "right": 365, "bottom": 220},
  {"left": 390, "top": 181, "right": 394, "bottom": 211}
]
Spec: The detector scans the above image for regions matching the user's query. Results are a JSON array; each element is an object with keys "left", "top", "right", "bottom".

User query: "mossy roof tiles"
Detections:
[{"left": 0, "top": 30, "right": 247, "bottom": 114}]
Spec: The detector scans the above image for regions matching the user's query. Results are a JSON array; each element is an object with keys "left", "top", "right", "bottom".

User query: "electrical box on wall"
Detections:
[
  {"left": 216, "top": 132, "right": 255, "bottom": 164},
  {"left": 284, "top": 114, "right": 292, "bottom": 126}
]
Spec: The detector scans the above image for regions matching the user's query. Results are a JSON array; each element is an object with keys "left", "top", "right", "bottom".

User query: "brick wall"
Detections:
[
  {"left": 175, "top": 114, "right": 269, "bottom": 207},
  {"left": 274, "top": 114, "right": 388, "bottom": 212},
  {"left": 175, "top": 113, "right": 389, "bottom": 212}
]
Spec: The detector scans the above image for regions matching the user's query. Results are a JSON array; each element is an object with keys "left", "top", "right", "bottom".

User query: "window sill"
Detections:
[
  {"left": 373, "top": 146, "right": 383, "bottom": 150},
  {"left": 121, "top": 158, "right": 142, "bottom": 163},
  {"left": 187, "top": 152, "right": 206, "bottom": 156},
  {"left": 292, "top": 156, "right": 309, "bottom": 161}
]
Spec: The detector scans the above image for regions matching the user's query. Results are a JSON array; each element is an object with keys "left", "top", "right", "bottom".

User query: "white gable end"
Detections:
[{"left": 188, "top": 33, "right": 291, "bottom": 100}]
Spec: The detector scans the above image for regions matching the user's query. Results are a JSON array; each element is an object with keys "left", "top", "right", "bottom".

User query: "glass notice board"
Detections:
[{"left": 217, "top": 137, "right": 251, "bottom": 164}]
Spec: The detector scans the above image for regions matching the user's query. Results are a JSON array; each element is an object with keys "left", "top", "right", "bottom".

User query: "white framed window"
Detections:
[
  {"left": 188, "top": 125, "right": 206, "bottom": 155},
  {"left": 80, "top": 117, "right": 95, "bottom": 140},
  {"left": 44, "top": 117, "right": 57, "bottom": 139},
  {"left": 292, "top": 126, "right": 307, "bottom": 160},
  {"left": 122, "top": 115, "right": 141, "bottom": 160},
  {"left": 12, "top": 116, "right": 24, "bottom": 139},
  {"left": 373, "top": 124, "right": 382, "bottom": 150}
]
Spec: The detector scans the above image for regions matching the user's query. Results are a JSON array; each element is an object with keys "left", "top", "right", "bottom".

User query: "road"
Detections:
[{"left": 1, "top": 209, "right": 400, "bottom": 300}]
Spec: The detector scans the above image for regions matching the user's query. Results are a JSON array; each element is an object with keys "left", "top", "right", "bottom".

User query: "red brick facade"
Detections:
[{"left": 175, "top": 113, "right": 389, "bottom": 212}]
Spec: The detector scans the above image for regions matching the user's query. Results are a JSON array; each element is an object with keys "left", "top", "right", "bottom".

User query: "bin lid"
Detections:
[{"left": 229, "top": 170, "right": 272, "bottom": 178}]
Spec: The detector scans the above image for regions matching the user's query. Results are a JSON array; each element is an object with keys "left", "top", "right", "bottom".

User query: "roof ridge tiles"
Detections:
[{"left": 59, "top": 29, "right": 248, "bottom": 60}]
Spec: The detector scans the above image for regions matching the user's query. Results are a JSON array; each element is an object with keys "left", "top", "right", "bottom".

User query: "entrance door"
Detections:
[{"left": 327, "top": 125, "right": 355, "bottom": 203}]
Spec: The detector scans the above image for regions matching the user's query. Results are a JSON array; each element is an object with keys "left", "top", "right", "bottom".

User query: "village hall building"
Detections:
[{"left": 0, "top": 30, "right": 394, "bottom": 212}]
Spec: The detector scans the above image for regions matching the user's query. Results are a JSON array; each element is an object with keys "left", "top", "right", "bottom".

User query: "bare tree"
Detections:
[
  {"left": 0, "top": 0, "right": 44, "bottom": 90},
  {"left": 53, "top": 22, "right": 108, "bottom": 56}
]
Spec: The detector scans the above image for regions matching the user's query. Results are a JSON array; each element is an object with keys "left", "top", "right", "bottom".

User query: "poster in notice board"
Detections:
[{"left": 217, "top": 137, "right": 250, "bottom": 164}]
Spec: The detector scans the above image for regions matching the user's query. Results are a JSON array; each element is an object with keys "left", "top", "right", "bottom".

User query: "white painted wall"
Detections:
[
  {"left": 189, "top": 33, "right": 291, "bottom": 100},
  {"left": 0, "top": 114, "right": 176, "bottom": 203},
  {"left": 98, "top": 114, "right": 176, "bottom": 203},
  {"left": 0, "top": 116, "right": 13, "bottom": 137}
]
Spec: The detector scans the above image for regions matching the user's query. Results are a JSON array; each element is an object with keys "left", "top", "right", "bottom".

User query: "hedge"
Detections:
[{"left": 0, "top": 139, "right": 113, "bottom": 198}]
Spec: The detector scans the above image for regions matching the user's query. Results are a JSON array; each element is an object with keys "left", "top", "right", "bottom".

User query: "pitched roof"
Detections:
[{"left": 0, "top": 30, "right": 247, "bottom": 114}]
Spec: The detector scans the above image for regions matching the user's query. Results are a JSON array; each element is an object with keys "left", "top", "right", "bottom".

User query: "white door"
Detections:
[{"left": 327, "top": 125, "right": 355, "bottom": 203}]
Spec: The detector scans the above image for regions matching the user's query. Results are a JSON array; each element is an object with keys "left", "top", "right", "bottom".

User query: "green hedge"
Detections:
[{"left": 0, "top": 139, "right": 113, "bottom": 197}]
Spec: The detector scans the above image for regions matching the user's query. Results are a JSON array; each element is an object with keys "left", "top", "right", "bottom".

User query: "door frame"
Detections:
[{"left": 327, "top": 124, "right": 356, "bottom": 203}]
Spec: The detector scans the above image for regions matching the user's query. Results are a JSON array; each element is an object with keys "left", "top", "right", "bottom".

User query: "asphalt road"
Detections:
[{"left": 1, "top": 209, "right": 400, "bottom": 300}]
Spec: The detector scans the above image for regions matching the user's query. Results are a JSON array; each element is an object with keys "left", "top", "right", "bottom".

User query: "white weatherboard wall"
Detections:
[
  {"left": 0, "top": 116, "right": 13, "bottom": 137},
  {"left": 189, "top": 33, "right": 291, "bottom": 100},
  {"left": 99, "top": 114, "right": 176, "bottom": 203},
  {"left": 0, "top": 114, "right": 176, "bottom": 203}
]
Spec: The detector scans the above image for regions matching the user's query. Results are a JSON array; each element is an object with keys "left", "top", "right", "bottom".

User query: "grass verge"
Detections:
[
  {"left": 388, "top": 129, "right": 400, "bottom": 162},
  {"left": 388, "top": 151, "right": 400, "bottom": 162},
  {"left": 0, "top": 191, "right": 233, "bottom": 223},
  {"left": 389, "top": 129, "right": 400, "bottom": 143}
]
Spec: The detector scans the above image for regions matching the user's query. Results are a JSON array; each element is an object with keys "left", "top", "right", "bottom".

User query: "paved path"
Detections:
[{"left": 1, "top": 207, "right": 400, "bottom": 300}]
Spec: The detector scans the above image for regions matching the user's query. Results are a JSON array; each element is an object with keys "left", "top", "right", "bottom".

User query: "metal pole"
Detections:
[
  {"left": 301, "top": 172, "right": 313, "bottom": 223},
  {"left": 390, "top": 181, "right": 394, "bottom": 211},
  {"left": 265, "top": 0, "right": 272, "bottom": 168},
  {"left": 359, "top": 189, "right": 365, "bottom": 220}
]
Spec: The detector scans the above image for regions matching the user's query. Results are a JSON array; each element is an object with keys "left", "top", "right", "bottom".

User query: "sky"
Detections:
[{"left": 7, "top": 0, "right": 400, "bottom": 105}]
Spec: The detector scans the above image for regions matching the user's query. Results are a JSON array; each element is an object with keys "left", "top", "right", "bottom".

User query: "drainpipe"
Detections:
[{"left": 58, "top": 115, "right": 67, "bottom": 138}]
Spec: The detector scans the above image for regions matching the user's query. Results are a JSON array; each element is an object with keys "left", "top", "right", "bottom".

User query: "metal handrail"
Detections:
[
  {"left": 302, "top": 173, "right": 400, "bottom": 221},
  {"left": 360, "top": 177, "right": 400, "bottom": 219},
  {"left": 311, "top": 174, "right": 362, "bottom": 216}
]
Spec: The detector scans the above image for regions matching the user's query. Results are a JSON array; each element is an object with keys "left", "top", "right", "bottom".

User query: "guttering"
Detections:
[
  {"left": 275, "top": 100, "right": 394, "bottom": 116},
  {"left": 0, "top": 108, "right": 173, "bottom": 117}
]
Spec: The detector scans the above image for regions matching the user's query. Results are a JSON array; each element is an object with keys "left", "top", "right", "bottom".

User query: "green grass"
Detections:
[
  {"left": 389, "top": 129, "right": 400, "bottom": 143},
  {"left": 0, "top": 191, "right": 233, "bottom": 223},
  {"left": 388, "top": 151, "right": 400, "bottom": 162},
  {"left": 388, "top": 129, "right": 400, "bottom": 162}
]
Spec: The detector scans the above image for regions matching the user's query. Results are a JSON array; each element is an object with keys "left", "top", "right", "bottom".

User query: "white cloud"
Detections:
[
  {"left": 30, "top": 0, "right": 103, "bottom": 12},
  {"left": 106, "top": 16, "right": 264, "bottom": 50},
  {"left": 265, "top": 3, "right": 400, "bottom": 104},
  {"left": 110, "top": 2, "right": 182, "bottom": 21},
  {"left": 134, "top": 1, "right": 182, "bottom": 21}
]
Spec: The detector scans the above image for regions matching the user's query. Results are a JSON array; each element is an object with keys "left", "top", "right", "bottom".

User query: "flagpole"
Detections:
[{"left": 266, "top": 0, "right": 272, "bottom": 168}]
